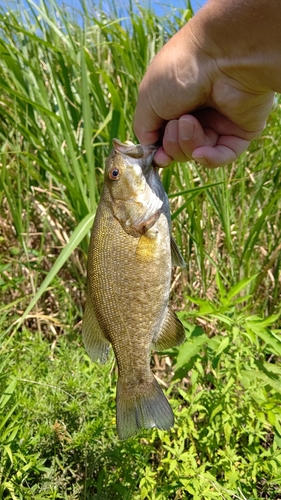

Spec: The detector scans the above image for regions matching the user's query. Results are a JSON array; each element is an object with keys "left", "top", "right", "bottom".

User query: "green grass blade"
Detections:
[
  {"left": 81, "top": 42, "right": 96, "bottom": 213},
  {"left": 12, "top": 212, "right": 95, "bottom": 334}
]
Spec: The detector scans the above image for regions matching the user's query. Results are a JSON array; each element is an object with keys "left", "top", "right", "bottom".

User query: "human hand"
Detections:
[{"left": 134, "top": 0, "right": 277, "bottom": 168}]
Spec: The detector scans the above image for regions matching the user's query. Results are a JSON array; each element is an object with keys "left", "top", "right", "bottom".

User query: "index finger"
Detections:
[{"left": 134, "top": 93, "right": 165, "bottom": 146}]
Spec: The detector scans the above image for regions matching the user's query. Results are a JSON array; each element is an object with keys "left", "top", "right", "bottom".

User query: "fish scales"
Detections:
[
  {"left": 88, "top": 206, "right": 170, "bottom": 374},
  {"left": 82, "top": 139, "right": 186, "bottom": 439}
]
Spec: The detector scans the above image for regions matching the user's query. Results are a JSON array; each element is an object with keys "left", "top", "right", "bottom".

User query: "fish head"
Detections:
[
  {"left": 103, "top": 139, "right": 166, "bottom": 234},
  {"left": 104, "top": 139, "right": 157, "bottom": 202}
]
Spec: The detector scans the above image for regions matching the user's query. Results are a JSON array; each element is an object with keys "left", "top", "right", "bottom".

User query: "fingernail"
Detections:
[
  {"left": 154, "top": 148, "right": 171, "bottom": 167},
  {"left": 155, "top": 158, "right": 170, "bottom": 167},
  {"left": 165, "top": 120, "right": 178, "bottom": 142},
  {"left": 180, "top": 118, "right": 194, "bottom": 140},
  {"left": 192, "top": 154, "right": 209, "bottom": 166}
]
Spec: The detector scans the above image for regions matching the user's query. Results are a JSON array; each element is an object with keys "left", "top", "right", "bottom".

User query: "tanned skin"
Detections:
[{"left": 134, "top": 0, "right": 281, "bottom": 168}]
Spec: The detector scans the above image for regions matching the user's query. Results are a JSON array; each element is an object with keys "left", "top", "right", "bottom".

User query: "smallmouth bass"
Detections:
[{"left": 82, "top": 139, "right": 186, "bottom": 439}]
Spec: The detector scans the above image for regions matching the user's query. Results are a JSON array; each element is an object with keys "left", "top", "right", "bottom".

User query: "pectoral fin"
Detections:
[
  {"left": 113, "top": 192, "right": 163, "bottom": 236},
  {"left": 171, "top": 236, "right": 186, "bottom": 268},
  {"left": 82, "top": 297, "right": 110, "bottom": 363},
  {"left": 152, "top": 306, "right": 185, "bottom": 351}
]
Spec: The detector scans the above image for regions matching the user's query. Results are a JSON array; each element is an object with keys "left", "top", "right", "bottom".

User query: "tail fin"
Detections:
[{"left": 116, "top": 375, "right": 174, "bottom": 440}]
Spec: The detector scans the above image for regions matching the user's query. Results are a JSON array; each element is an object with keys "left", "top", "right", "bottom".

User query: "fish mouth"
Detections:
[{"left": 112, "top": 138, "right": 158, "bottom": 167}]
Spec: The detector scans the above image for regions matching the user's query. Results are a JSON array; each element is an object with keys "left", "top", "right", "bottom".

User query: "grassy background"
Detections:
[{"left": 0, "top": 0, "right": 281, "bottom": 498}]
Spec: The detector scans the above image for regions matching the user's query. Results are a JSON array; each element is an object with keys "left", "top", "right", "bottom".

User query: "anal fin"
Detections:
[
  {"left": 82, "top": 296, "right": 110, "bottom": 364},
  {"left": 171, "top": 236, "right": 186, "bottom": 268},
  {"left": 152, "top": 306, "right": 185, "bottom": 350}
]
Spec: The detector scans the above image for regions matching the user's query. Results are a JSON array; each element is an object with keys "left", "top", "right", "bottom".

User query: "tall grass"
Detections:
[
  {"left": 0, "top": 1, "right": 281, "bottom": 498},
  {"left": 0, "top": 0, "right": 188, "bottom": 225},
  {"left": 0, "top": 0, "right": 280, "bottom": 314}
]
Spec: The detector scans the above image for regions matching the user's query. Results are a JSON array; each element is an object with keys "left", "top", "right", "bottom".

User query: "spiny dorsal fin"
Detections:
[
  {"left": 152, "top": 306, "right": 185, "bottom": 351},
  {"left": 171, "top": 236, "right": 186, "bottom": 268}
]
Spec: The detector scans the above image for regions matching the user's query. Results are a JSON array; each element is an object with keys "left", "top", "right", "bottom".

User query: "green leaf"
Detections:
[
  {"left": 246, "top": 317, "right": 281, "bottom": 355},
  {"left": 81, "top": 43, "right": 96, "bottom": 213},
  {"left": 168, "top": 181, "right": 224, "bottom": 198},
  {"left": 12, "top": 213, "right": 95, "bottom": 334},
  {"left": 226, "top": 274, "right": 258, "bottom": 301},
  {"left": 216, "top": 272, "right": 226, "bottom": 299},
  {"left": 246, "top": 314, "right": 280, "bottom": 329},
  {"left": 175, "top": 335, "right": 207, "bottom": 370},
  {"left": 0, "top": 378, "right": 17, "bottom": 410},
  {"left": 254, "top": 329, "right": 281, "bottom": 356},
  {"left": 241, "top": 369, "right": 281, "bottom": 394},
  {"left": 210, "top": 404, "right": 222, "bottom": 421},
  {"left": 215, "top": 336, "right": 230, "bottom": 356}
]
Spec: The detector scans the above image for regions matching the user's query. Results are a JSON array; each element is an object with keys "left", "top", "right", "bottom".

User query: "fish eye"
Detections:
[{"left": 109, "top": 168, "right": 120, "bottom": 180}]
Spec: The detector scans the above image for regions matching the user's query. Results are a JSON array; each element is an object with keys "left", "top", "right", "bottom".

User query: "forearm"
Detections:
[{"left": 188, "top": 0, "right": 281, "bottom": 92}]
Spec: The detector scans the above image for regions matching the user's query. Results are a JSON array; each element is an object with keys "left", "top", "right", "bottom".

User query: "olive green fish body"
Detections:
[{"left": 82, "top": 139, "right": 185, "bottom": 439}]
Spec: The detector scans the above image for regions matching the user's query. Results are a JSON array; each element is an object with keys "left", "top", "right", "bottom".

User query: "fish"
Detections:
[{"left": 82, "top": 138, "right": 186, "bottom": 440}]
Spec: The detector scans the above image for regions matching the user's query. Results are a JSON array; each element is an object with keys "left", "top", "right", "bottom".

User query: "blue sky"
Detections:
[
  {"left": 0, "top": 0, "right": 207, "bottom": 14},
  {"left": 153, "top": 0, "right": 206, "bottom": 14}
]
